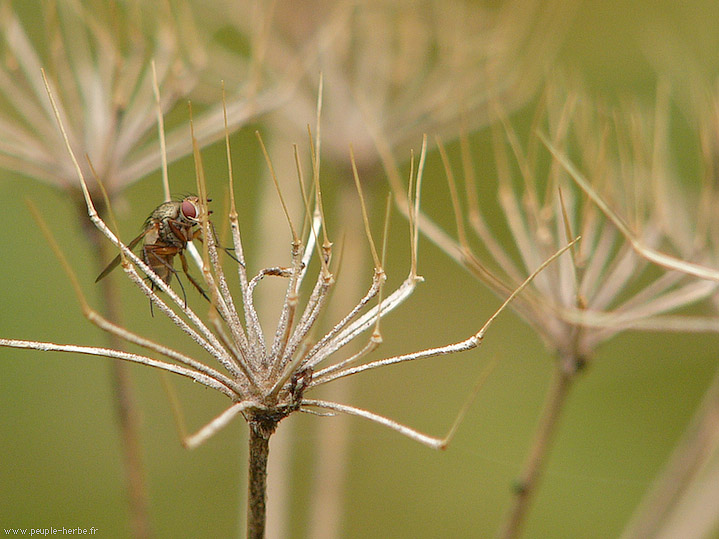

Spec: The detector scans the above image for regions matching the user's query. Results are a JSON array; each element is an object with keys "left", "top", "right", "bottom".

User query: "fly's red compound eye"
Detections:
[{"left": 181, "top": 199, "right": 198, "bottom": 221}]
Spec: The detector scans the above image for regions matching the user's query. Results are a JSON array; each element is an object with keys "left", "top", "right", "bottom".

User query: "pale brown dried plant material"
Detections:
[
  {"left": 0, "top": 3, "right": 286, "bottom": 536},
  {"left": 213, "top": 0, "right": 575, "bottom": 169},
  {"left": 210, "top": 4, "right": 574, "bottom": 531},
  {"left": 415, "top": 81, "right": 718, "bottom": 537},
  {"left": 551, "top": 83, "right": 719, "bottom": 539},
  {"left": 0, "top": 78, "right": 576, "bottom": 537},
  {"left": 0, "top": 4, "right": 214, "bottom": 536},
  {"left": 0, "top": 0, "right": 277, "bottom": 197},
  {"left": 440, "top": 83, "right": 717, "bottom": 363}
]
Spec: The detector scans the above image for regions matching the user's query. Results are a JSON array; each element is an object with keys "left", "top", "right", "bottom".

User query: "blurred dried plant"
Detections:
[
  {"left": 0, "top": 0, "right": 280, "bottom": 198},
  {"left": 546, "top": 82, "right": 719, "bottom": 539},
  {"left": 218, "top": 0, "right": 574, "bottom": 169},
  {"left": 412, "top": 80, "right": 719, "bottom": 537}
]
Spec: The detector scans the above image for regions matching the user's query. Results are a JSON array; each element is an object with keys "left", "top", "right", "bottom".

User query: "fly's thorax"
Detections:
[
  {"left": 141, "top": 196, "right": 202, "bottom": 248},
  {"left": 149, "top": 200, "right": 182, "bottom": 222}
]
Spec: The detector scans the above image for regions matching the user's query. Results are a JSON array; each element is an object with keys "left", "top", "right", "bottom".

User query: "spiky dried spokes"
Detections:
[
  {"left": 0, "top": 1, "right": 284, "bottom": 199},
  {"left": 409, "top": 84, "right": 719, "bottom": 365},
  {"left": 0, "top": 73, "right": 579, "bottom": 454}
]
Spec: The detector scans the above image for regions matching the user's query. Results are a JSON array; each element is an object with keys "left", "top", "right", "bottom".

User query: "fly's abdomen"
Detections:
[{"left": 143, "top": 246, "right": 176, "bottom": 286}]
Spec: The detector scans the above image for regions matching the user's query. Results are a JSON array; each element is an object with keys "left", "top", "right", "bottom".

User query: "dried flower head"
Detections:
[
  {"left": 214, "top": 0, "right": 575, "bottom": 171},
  {"left": 1, "top": 76, "right": 574, "bottom": 537},
  {"left": 429, "top": 82, "right": 718, "bottom": 369},
  {"left": 415, "top": 80, "right": 719, "bottom": 538},
  {"left": 547, "top": 82, "right": 719, "bottom": 539},
  {"left": 0, "top": 0, "right": 272, "bottom": 197}
]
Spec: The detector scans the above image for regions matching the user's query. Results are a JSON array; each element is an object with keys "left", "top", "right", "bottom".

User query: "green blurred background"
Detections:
[{"left": 1, "top": 1, "right": 719, "bottom": 538}]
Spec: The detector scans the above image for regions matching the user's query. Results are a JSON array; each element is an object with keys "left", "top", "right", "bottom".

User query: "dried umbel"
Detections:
[
  {"left": 411, "top": 82, "right": 719, "bottom": 538},
  {"left": 213, "top": 0, "right": 575, "bottom": 170},
  {"left": 423, "top": 84, "right": 719, "bottom": 366},
  {"left": 0, "top": 0, "right": 277, "bottom": 198},
  {"left": 1, "top": 77, "right": 576, "bottom": 537}
]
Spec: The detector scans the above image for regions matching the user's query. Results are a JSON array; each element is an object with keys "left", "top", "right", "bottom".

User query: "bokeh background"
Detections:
[{"left": 1, "top": 1, "right": 718, "bottom": 538}]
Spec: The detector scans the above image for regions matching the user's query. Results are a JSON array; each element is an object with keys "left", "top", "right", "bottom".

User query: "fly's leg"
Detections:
[
  {"left": 178, "top": 250, "right": 211, "bottom": 304},
  {"left": 184, "top": 221, "right": 243, "bottom": 267}
]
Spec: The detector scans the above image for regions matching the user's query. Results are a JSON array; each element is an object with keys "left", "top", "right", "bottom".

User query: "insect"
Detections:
[{"left": 96, "top": 195, "right": 209, "bottom": 304}]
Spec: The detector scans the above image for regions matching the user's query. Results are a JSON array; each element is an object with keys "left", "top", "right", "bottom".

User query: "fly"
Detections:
[{"left": 96, "top": 195, "right": 209, "bottom": 306}]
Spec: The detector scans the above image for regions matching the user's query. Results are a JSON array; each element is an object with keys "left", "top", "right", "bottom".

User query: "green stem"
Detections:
[
  {"left": 247, "top": 424, "right": 271, "bottom": 539},
  {"left": 499, "top": 357, "right": 578, "bottom": 538}
]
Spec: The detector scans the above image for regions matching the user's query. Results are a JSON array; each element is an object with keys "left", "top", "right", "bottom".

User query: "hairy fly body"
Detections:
[{"left": 96, "top": 195, "right": 208, "bottom": 303}]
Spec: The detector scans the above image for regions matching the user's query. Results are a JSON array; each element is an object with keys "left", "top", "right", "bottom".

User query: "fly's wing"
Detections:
[{"left": 94, "top": 230, "right": 150, "bottom": 283}]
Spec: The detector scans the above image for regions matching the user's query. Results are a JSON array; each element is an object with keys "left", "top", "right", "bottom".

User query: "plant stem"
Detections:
[
  {"left": 499, "top": 356, "right": 579, "bottom": 538},
  {"left": 79, "top": 200, "right": 151, "bottom": 538},
  {"left": 247, "top": 423, "right": 271, "bottom": 539},
  {"left": 109, "top": 357, "right": 151, "bottom": 539}
]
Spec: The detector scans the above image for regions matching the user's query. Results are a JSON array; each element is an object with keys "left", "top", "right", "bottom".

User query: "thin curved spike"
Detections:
[
  {"left": 406, "top": 148, "right": 416, "bottom": 253},
  {"left": 349, "top": 145, "right": 381, "bottom": 269},
  {"left": 86, "top": 155, "right": 142, "bottom": 283},
  {"left": 375, "top": 192, "right": 392, "bottom": 339},
  {"left": 459, "top": 118, "right": 480, "bottom": 227},
  {"left": 307, "top": 124, "right": 331, "bottom": 265},
  {"left": 475, "top": 236, "right": 581, "bottom": 339},
  {"left": 222, "top": 80, "right": 247, "bottom": 272},
  {"left": 315, "top": 72, "right": 323, "bottom": 165},
  {"left": 412, "top": 135, "right": 427, "bottom": 279},
  {"left": 301, "top": 399, "right": 447, "bottom": 450},
  {"left": 42, "top": 68, "right": 96, "bottom": 216},
  {"left": 183, "top": 402, "right": 254, "bottom": 450},
  {"left": 151, "top": 60, "right": 171, "bottom": 203},
  {"left": 256, "top": 130, "right": 299, "bottom": 242},
  {"left": 436, "top": 136, "right": 469, "bottom": 250},
  {"left": 294, "top": 144, "right": 323, "bottom": 284},
  {"left": 0, "top": 339, "right": 238, "bottom": 399},
  {"left": 293, "top": 143, "right": 314, "bottom": 251},
  {"left": 293, "top": 143, "right": 311, "bottom": 238},
  {"left": 557, "top": 186, "right": 585, "bottom": 309}
]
